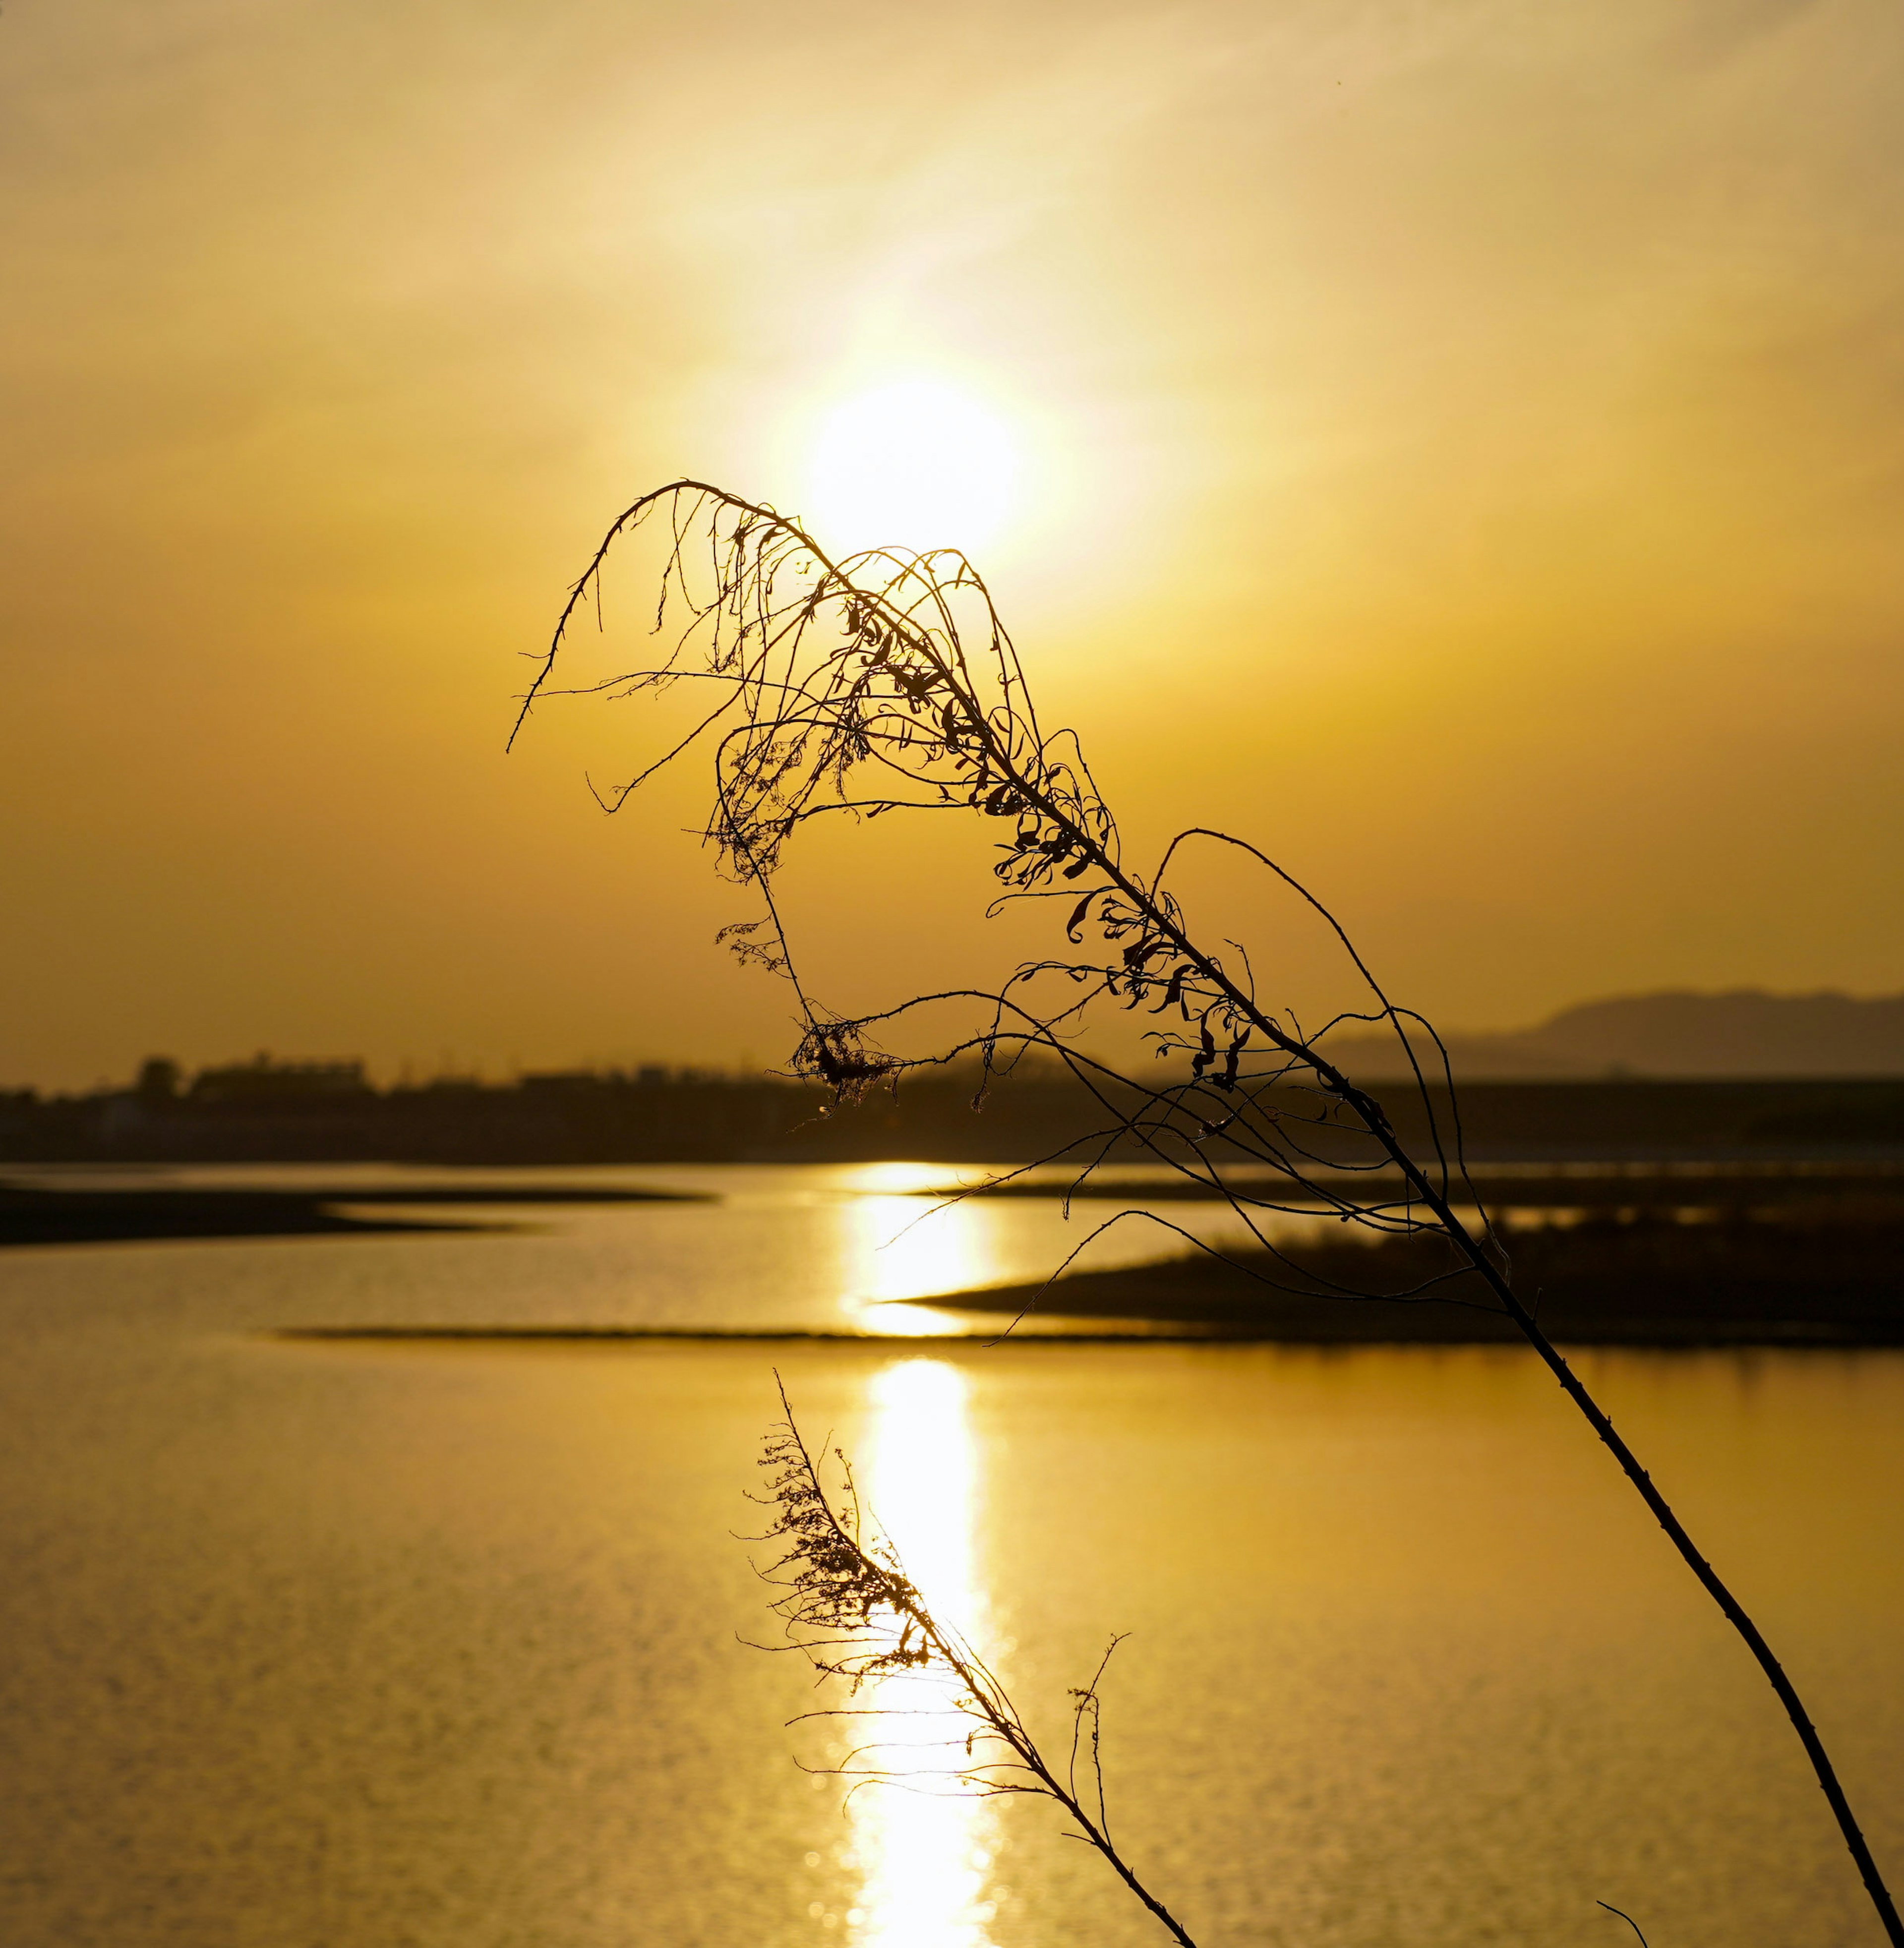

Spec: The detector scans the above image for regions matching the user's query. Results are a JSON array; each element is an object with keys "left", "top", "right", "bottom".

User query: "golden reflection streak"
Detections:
[
  {"left": 845, "top": 1359, "right": 1001, "bottom": 1948},
  {"left": 843, "top": 1193, "right": 998, "bottom": 1336}
]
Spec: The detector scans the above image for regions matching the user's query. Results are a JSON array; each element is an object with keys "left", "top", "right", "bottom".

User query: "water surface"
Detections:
[{"left": 0, "top": 1164, "right": 1898, "bottom": 1946}]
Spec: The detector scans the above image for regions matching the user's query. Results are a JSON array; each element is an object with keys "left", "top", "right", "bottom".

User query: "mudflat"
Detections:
[
  {"left": 0, "top": 1182, "right": 705, "bottom": 1248},
  {"left": 914, "top": 1211, "right": 1904, "bottom": 1346}
]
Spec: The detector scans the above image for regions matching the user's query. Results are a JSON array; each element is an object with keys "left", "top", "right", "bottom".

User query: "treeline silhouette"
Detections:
[{"left": 5, "top": 1053, "right": 1904, "bottom": 1165}]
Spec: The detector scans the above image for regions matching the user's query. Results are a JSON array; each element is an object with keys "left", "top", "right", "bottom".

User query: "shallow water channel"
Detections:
[{"left": 0, "top": 1163, "right": 1899, "bottom": 1947}]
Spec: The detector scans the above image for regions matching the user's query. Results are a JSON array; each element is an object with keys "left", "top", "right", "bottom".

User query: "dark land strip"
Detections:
[
  {"left": 11, "top": 1074, "right": 1904, "bottom": 1168},
  {"left": 908, "top": 1213, "right": 1904, "bottom": 1347},
  {"left": 962, "top": 1168, "right": 1904, "bottom": 1211},
  {"left": 274, "top": 1326, "right": 1196, "bottom": 1345},
  {"left": 0, "top": 1183, "right": 707, "bottom": 1248}
]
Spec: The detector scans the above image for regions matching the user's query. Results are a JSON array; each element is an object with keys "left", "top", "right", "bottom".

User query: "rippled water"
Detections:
[{"left": 0, "top": 1164, "right": 1899, "bottom": 1947}]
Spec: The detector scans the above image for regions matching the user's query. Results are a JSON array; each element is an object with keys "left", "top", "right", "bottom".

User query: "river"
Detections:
[{"left": 0, "top": 1163, "right": 1899, "bottom": 1946}]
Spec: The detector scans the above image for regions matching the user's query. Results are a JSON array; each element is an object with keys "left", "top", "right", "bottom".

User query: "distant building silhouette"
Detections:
[{"left": 188, "top": 1055, "right": 371, "bottom": 1106}]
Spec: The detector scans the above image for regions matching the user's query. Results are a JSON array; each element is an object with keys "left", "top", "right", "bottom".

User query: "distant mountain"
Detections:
[{"left": 1324, "top": 990, "right": 1904, "bottom": 1079}]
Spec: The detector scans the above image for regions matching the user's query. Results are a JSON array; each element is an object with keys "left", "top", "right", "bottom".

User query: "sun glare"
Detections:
[{"left": 807, "top": 379, "right": 1021, "bottom": 559}]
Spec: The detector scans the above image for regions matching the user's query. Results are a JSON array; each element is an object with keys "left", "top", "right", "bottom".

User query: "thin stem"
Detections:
[
  {"left": 991, "top": 757, "right": 1903, "bottom": 1948},
  {"left": 908, "top": 1605, "right": 1198, "bottom": 1948},
  {"left": 993, "top": 773, "right": 1903, "bottom": 1945}
]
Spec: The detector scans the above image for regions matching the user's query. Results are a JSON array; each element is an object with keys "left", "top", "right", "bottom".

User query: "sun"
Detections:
[{"left": 805, "top": 378, "right": 1021, "bottom": 559}]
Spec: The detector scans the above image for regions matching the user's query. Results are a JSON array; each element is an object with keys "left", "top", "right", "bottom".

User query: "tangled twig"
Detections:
[{"left": 750, "top": 1379, "right": 1196, "bottom": 1946}]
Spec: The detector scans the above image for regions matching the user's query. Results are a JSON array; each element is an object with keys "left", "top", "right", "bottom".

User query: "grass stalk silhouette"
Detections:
[
  {"left": 751, "top": 1379, "right": 1196, "bottom": 1945},
  {"left": 515, "top": 478, "right": 1902, "bottom": 1946}
]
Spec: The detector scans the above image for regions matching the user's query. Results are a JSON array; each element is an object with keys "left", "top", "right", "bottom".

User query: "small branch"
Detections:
[{"left": 751, "top": 1383, "right": 1197, "bottom": 1946}]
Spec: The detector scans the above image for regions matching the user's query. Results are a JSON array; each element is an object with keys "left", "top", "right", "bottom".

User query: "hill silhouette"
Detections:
[{"left": 1326, "top": 989, "right": 1904, "bottom": 1078}]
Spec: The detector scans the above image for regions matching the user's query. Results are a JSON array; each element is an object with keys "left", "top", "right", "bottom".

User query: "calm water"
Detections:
[{"left": 0, "top": 1164, "right": 1899, "bottom": 1947}]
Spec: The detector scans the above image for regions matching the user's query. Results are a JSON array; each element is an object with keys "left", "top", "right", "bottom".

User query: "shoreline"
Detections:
[
  {"left": 908, "top": 1212, "right": 1904, "bottom": 1347},
  {"left": 0, "top": 1182, "right": 706, "bottom": 1248}
]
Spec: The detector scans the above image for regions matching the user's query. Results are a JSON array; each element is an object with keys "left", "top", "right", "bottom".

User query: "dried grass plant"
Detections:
[
  {"left": 515, "top": 479, "right": 1901, "bottom": 1947},
  {"left": 752, "top": 1379, "right": 1196, "bottom": 1945}
]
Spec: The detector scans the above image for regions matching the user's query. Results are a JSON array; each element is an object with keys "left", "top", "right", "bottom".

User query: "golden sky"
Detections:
[{"left": 3, "top": 0, "right": 1902, "bottom": 1087}]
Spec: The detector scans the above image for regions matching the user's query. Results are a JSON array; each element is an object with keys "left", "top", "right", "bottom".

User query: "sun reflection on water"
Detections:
[
  {"left": 844, "top": 1194, "right": 1000, "bottom": 1336},
  {"left": 850, "top": 1359, "right": 1000, "bottom": 1948}
]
